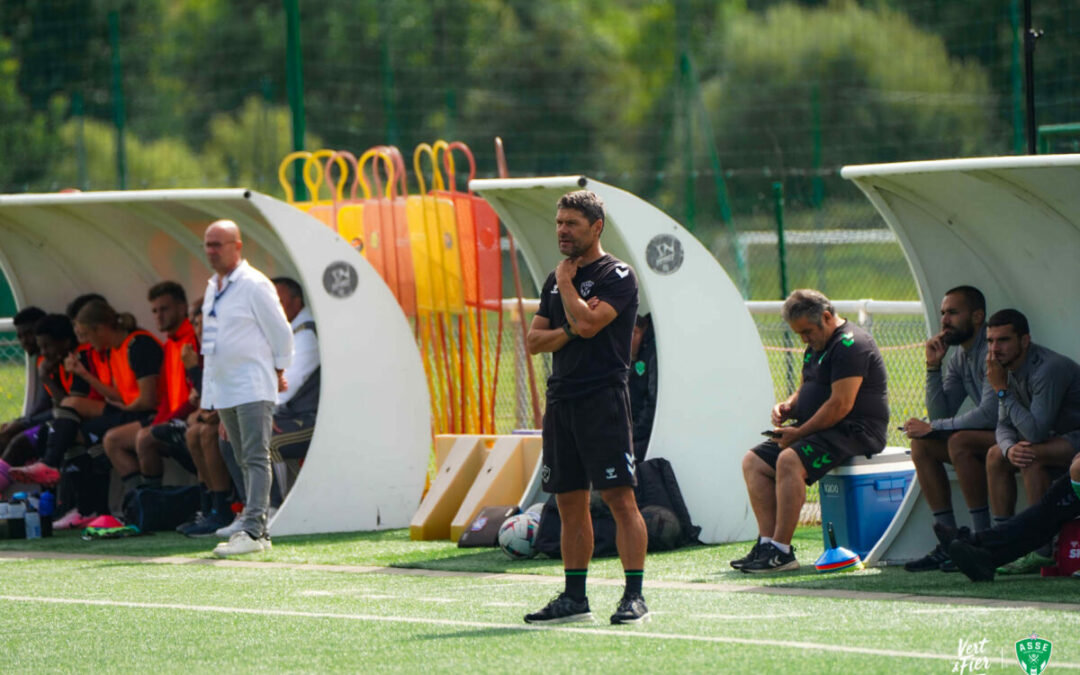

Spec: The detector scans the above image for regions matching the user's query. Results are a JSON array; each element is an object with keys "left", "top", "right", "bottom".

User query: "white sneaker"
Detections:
[
  {"left": 260, "top": 535, "right": 272, "bottom": 551},
  {"left": 213, "top": 531, "right": 265, "bottom": 557},
  {"left": 215, "top": 512, "right": 245, "bottom": 538}
]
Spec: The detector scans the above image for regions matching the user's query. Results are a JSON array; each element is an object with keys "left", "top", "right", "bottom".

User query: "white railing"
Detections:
[{"left": 504, "top": 298, "right": 924, "bottom": 325}]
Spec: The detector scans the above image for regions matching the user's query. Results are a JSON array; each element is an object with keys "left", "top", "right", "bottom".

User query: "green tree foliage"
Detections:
[
  {"left": 49, "top": 117, "right": 216, "bottom": 190},
  {"left": 0, "top": 37, "right": 57, "bottom": 191},
  {"left": 702, "top": 1, "right": 998, "bottom": 210}
]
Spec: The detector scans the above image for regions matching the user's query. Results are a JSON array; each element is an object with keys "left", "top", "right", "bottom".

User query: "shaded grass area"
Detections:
[{"left": 2, "top": 525, "right": 1076, "bottom": 607}]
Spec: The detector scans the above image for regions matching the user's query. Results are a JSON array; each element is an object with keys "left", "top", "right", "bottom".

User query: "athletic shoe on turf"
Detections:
[
  {"left": 523, "top": 593, "right": 593, "bottom": 624},
  {"left": 260, "top": 534, "right": 272, "bottom": 551},
  {"left": 610, "top": 593, "right": 650, "bottom": 625},
  {"left": 213, "top": 530, "right": 265, "bottom": 557},
  {"left": 947, "top": 540, "right": 996, "bottom": 582},
  {"left": 939, "top": 558, "right": 959, "bottom": 573},
  {"left": 52, "top": 508, "right": 86, "bottom": 530},
  {"left": 9, "top": 462, "right": 60, "bottom": 487},
  {"left": 740, "top": 542, "right": 799, "bottom": 573},
  {"left": 181, "top": 510, "right": 235, "bottom": 537},
  {"left": 215, "top": 512, "right": 245, "bottom": 538},
  {"left": 996, "top": 550, "right": 1054, "bottom": 575},
  {"left": 903, "top": 545, "right": 950, "bottom": 572},
  {"left": 730, "top": 538, "right": 768, "bottom": 570},
  {"left": 1072, "top": 569, "right": 1080, "bottom": 579}
]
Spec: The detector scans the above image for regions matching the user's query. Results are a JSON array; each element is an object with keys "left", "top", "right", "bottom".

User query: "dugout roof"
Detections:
[
  {"left": 0, "top": 189, "right": 430, "bottom": 536},
  {"left": 843, "top": 155, "right": 1080, "bottom": 362}
]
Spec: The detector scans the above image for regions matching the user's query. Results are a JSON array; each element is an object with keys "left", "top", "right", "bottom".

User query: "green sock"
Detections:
[
  {"left": 1072, "top": 480, "right": 1080, "bottom": 501},
  {"left": 624, "top": 570, "right": 643, "bottom": 596}
]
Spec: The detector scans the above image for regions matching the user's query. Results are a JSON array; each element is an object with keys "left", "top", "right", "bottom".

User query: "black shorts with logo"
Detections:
[
  {"left": 541, "top": 385, "right": 636, "bottom": 493},
  {"left": 751, "top": 421, "right": 884, "bottom": 486}
]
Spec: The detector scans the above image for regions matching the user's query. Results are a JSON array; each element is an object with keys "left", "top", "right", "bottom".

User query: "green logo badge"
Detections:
[
  {"left": 800, "top": 444, "right": 814, "bottom": 456},
  {"left": 804, "top": 353, "right": 811, "bottom": 364},
  {"left": 634, "top": 360, "right": 645, "bottom": 376},
  {"left": 1015, "top": 634, "right": 1052, "bottom": 675},
  {"left": 841, "top": 332, "right": 855, "bottom": 347},
  {"left": 811, "top": 453, "right": 833, "bottom": 469}
]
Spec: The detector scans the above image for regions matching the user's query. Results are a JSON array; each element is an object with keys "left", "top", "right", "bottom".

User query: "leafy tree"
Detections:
[{"left": 0, "top": 38, "right": 57, "bottom": 191}]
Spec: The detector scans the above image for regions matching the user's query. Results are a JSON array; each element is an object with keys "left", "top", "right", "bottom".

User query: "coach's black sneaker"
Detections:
[
  {"left": 741, "top": 543, "right": 799, "bottom": 573},
  {"left": 729, "top": 538, "right": 768, "bottom": 570},
  {"left": 524, "top": 593, "right": 593, "bottom": 624},
  {"left": 939, "top": 558, "right": 959, "bottom": 573},
  {"left": 610, "top": 593, "right": 650, "bottom": 625},
  {"left": 948, "top": 540, "right": 996, "bottom": 582},
  {"left": 903, "top": 545, "right": 950, "bottom": 572}
]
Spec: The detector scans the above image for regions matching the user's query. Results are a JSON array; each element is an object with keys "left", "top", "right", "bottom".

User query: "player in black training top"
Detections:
[
  {"left": 523, "top": 190, "right": 649, "bottom": 626},
  {"left": 733, "top": 289, "right": 888, "bottom": 574}
]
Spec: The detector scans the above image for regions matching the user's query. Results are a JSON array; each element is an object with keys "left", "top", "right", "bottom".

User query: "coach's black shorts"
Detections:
[
  {"left": 541, "top": 385, "right": 636, "bottom": 494},
  {"left": 752, "top": 422, "right": 884, "bottom": 486}
]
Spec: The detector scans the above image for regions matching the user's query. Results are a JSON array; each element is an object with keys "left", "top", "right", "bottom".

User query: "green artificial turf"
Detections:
[{"left": 1, "top": 556, "right": 1077, "bottom": 674}]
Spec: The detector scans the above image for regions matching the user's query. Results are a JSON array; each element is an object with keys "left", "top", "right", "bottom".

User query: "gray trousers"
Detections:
[{"left": 218, "top": 400, "right": 274, "bottom": 538}]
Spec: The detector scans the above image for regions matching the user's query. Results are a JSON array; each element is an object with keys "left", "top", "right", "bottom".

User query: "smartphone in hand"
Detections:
[{"left": 761, "top": 430, "right": 781, "bottom": 438}]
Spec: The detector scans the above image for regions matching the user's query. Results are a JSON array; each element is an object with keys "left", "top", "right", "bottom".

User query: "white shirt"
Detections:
[
  {"left": 201, "top": 259, "right": 294, "bottom": 409},
  {"left": 277, "top": 305, "right": 319, "bottom": 409}
]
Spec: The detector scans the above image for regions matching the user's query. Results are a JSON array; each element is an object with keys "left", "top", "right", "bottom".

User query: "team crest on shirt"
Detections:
[
  {"left": 580, "top": 280, "right": 595, "bottom": 298},
  {"left": 841, "top": 332, "right": 855, "bottom": 347}
]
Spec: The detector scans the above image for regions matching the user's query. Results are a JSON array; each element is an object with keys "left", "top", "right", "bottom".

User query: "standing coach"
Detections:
[
  {"left": 524, "top": 190, "right": 649, "bottom": 626},
  {"left": 200, "top": 219, "right": 293, "bottom": 557}
]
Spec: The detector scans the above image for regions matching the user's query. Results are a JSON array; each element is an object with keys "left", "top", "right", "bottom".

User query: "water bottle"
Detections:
[
  {"left": 24, "top": 501, "right": 42, "bottom": 540},
  {"left": 38, "top": 491, "right": 55, "bottom": 537}
]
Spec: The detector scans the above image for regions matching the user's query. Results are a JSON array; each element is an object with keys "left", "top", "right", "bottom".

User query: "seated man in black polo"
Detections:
[{"left": 734, "top": 289, "right": 889, "bottom": 573}]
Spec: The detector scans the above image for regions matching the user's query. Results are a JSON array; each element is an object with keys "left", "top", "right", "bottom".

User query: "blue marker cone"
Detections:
[{"left": 814, "top": 522, "right": 863, "bottom": 573}]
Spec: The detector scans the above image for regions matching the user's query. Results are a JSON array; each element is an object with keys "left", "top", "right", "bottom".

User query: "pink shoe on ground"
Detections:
[
  {"left": 9, "top": 462, "right": 60, "bottom": 487},
  {"left": 53, "top": 509, "right": 86, "bottom": 530}
]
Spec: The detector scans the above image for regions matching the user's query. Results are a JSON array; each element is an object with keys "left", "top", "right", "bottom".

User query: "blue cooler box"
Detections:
[{"left": 818, "top": 448, "right": 914, "bottom": 560}]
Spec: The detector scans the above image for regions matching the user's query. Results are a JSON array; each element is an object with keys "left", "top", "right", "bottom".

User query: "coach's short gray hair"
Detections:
[{"left": 782, "top": 289, "right": 834, "bottom": 326}]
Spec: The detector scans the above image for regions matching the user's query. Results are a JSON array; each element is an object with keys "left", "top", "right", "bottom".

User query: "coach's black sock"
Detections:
[
  {"left": 624, "top": 570, "right": 643, "bottom": 597},
  {"left": 141, "top": 473, "right": 163, "bottom": 489},
  {"left": 969, "top": 506, "right": 990, "bottom": 533},
  {"left": 198, "top": 484, "right": 211, "bottom": 514},
  {"left": 932, "top": 509, "right": 956, "bottom": 530},
  {"left": 992, "top": 514, "right": 1010, "bottom": 528},
  {"left": 564, "top": 569, "right": 587, "bottom": 602}
]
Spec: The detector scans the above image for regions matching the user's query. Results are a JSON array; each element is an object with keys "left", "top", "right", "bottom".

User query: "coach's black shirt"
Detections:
[
  {"left": 793, "top": 320, "right": 888, "bottom": 442},
  {"left": 537, "top": 254, "right": 638, "bottom": 401}
]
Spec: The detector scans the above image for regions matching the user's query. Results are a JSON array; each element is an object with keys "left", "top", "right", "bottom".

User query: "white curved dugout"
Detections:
[
  {"left": 471, "top": 176, "right": 774, "bottom": 544},
  {"left": 842, "top": 155, "right": 1080, "bottom": 563},
  {"left": 0, "top": 189, "right": 430, "bottom": 536}
]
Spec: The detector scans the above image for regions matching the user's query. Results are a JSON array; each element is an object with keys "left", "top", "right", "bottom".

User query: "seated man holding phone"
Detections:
[{"left": 734, "top": 289, "right": 889, "bottom": 573}]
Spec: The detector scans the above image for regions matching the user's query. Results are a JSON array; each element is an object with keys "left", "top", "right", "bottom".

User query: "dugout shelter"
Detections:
[
  {"left": 0, "top": 189, "right": 431, "bottom": 536},
  {"left": 843, "top": 154, "right": 1080, "bottom": 564},
  {"left": 471, "top": 176, "right": 774, "bottom": 545}
]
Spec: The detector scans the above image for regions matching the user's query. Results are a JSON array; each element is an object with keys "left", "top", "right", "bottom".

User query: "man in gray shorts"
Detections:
[
  {"left": 735, "top": 289, "right": 888, "bottom": 573},
  {"left": 982, "top": 308, "right": 1080, "bottom": 573}
]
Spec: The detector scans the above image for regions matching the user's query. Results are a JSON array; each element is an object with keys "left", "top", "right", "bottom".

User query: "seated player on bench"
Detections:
[
  {"left": 0, "top": 313, "right": 85, "bottom": 494},
  {"left": 734, "top": 289, "right": 888, "bottom": 573},
  {"left": 901, "top": 286, "right": 997, "bottom": 573},
  {"left": 981, "top": 309, "right": 1080, "bottom": 574},
  {"left": 103, "top": 282, "right": 199, "bottom": 497},
  {"left": 0, "top": 307, "right": 49, "bottom": 458}
]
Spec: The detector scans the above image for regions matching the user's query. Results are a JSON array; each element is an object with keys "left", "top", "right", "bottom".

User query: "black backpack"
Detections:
[{"left": 121, "top": 485, "right": 202, "bottom": 532}]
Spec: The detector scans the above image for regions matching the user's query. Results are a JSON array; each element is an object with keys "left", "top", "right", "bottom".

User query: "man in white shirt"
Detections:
[
  {"left": 200, "top": 220, "right": 294, "bottom": 557},
  {"left": 269, "top": 277, "right": 320, "bottom": 499}
]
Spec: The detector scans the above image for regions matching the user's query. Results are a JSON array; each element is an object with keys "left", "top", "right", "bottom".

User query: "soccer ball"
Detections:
[{"left": 498, "top": 512, "right": 540, "bottom": 560}]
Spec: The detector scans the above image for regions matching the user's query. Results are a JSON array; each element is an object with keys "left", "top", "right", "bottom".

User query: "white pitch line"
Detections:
[{"left": 2, "top": 594, "right": 1078, "bottom": 669}]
